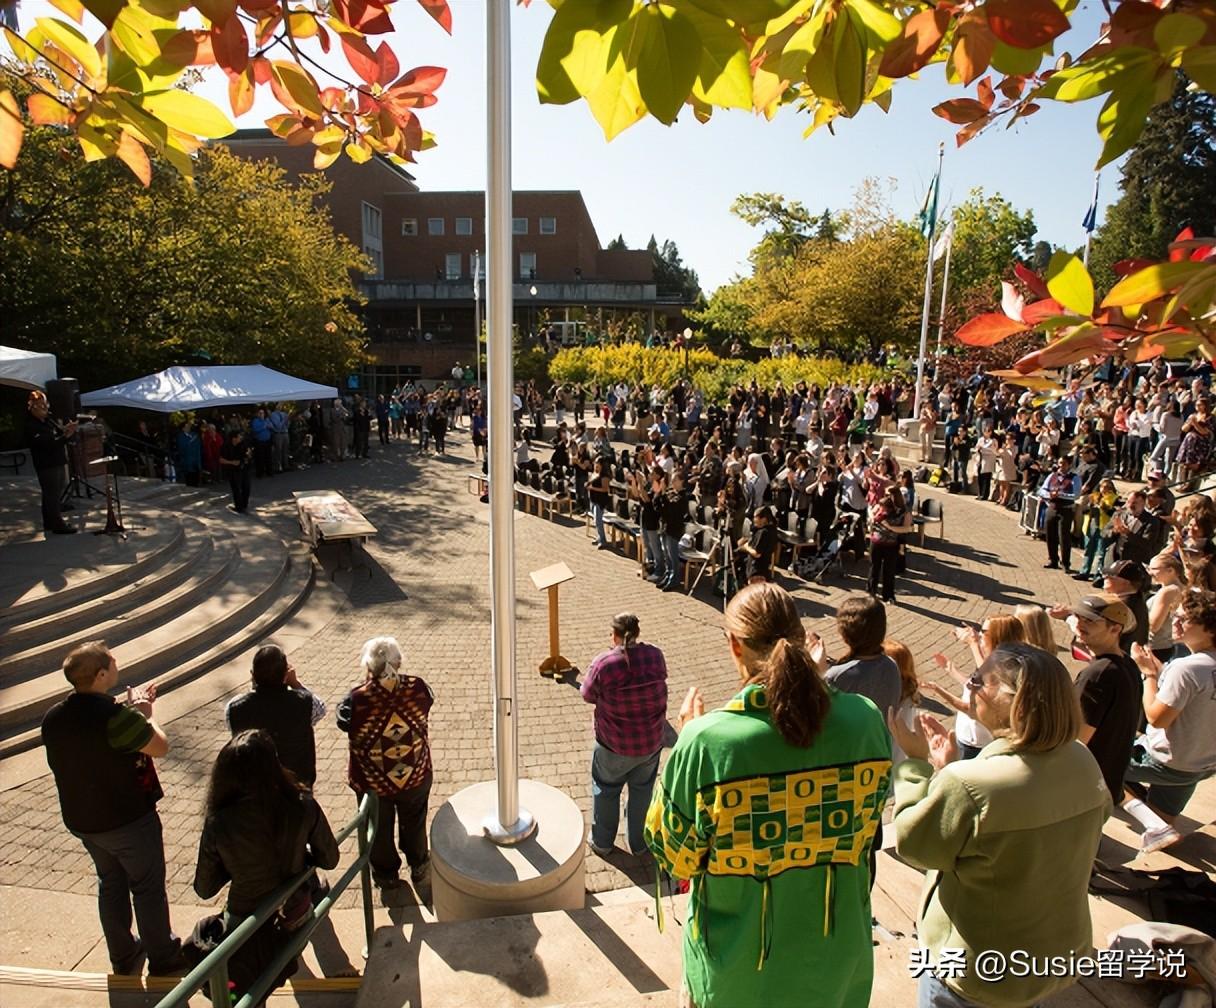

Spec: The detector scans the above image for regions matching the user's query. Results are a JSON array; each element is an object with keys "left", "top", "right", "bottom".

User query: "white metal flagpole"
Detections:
[
  {"left": 912, "top": 143, "right": 944, "bottom": 421},
  {"left": 474, "top": 249, "right": 482, "bottom": 392},
  {"left": 934, "top": 225, "right": 953, "bottom": 358},
  {"left": 483, "top": 0, "right": 534, "bottom": 845}
]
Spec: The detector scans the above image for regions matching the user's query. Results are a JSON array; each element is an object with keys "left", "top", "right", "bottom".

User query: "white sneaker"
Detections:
[{"left": 1140, "top": 825, "right": 1182, "bottom": 853}]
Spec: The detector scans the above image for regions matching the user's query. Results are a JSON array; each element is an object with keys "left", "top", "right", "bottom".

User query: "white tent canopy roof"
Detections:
[
  {"left": 81, "top": 365, "right": 339, "bottom": 412},
  {"left": 0, "top": 346, "right": 57, "bottom": 390}
]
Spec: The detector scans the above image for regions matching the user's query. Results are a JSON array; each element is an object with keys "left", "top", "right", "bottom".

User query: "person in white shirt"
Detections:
[
  {"left": 1125, "top": 398, "right": 1154, "bottom": 479},
  {"left": 974, "top": 426, "right": 1000, "bottom": 501}
]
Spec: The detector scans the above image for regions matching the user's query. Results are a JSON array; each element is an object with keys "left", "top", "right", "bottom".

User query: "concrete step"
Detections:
[
  {"left": 0, "top": 514, "right": 315, "bottom": 756},
  {"left": 0, "top": 516, "right": 226, "bottom": 677},
  {"left": 0, "top": 520, "right": 188, "bottom": 625}
]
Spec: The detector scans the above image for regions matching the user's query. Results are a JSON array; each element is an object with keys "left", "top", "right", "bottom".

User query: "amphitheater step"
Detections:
[{"left": 0, "top": 509, "right": 315, "bottom": 757}]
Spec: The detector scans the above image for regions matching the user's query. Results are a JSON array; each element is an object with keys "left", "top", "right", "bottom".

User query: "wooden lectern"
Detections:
[{"left": 530, "top": 561, "right": 575, "bottom": 678}]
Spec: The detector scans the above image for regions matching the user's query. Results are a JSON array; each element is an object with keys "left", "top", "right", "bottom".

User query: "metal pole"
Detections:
[
  {"left": 934, "top": 229, "right": 953, "bottom": 358},
  {"left": 474, "top": 249, "right": 482, "bottom": 392},
  {"left": 483, "top": 0, "right": 534, "bottom": 845},
  {"left": 913, "top": 144, "right": 944, "bottom": 421}
]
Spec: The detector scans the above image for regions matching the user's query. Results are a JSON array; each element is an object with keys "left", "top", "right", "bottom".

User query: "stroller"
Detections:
[{"left": 793, "top": 510, "right": 864, "bottom": 583}]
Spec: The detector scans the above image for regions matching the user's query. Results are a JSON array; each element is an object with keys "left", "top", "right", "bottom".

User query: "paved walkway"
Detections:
[{"left": 1, "top": 423, "right": 1213, "bottom": 1004}]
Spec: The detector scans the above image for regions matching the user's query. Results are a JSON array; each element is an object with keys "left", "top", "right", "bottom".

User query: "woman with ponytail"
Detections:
[
  {"left": 645, "top": 582, "right": 891, "bottom": 1008},
  {"left": 336, "top": 636, "right": 435, "bottom": 901}
]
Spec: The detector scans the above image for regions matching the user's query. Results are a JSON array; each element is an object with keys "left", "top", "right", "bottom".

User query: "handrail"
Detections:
[
  {"left": 155, "top": 792, "right": 379, "bottom": 1008},
  {"left": 108, "top": 429, "right": 172, "bottom": 461}
]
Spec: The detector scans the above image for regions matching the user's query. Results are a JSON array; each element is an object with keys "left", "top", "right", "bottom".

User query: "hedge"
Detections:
[{"left": 547, "top": 346, "right": 891, "bottom": 404}]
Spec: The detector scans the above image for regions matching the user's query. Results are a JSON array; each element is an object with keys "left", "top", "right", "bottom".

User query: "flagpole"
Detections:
[
  {"left": 935, "top": 227, "right": 953, "bottom": 358},
  {"left": 913, "top": 143, "right": 944, "bottom": 421},
  {"left": 474, "top": 249, "right": 482, "bottom": 392},
  {"left": 1082, "top": 173, "right": 1100, "bottom": 268}
]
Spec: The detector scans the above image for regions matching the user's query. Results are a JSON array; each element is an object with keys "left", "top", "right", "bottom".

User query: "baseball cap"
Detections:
[
  {"left": 1104, "top": 559, "right": 1148, "bottom": 589},
  {"left": 1069, "top": 594, "right": 1135, "bottom": 632}
]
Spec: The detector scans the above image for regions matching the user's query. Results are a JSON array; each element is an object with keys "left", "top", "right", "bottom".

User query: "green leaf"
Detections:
[
  {"left": 1181, "top": 46, "right": 1216, "bottom": 92},
  {"left": 1045, "top": 250, "right": 1094, "bottom": 316},
  {"left": 1153, "top": 13, "right": 1206, "bottom": 58},
  {"left": 80, "top": 0, "right": 123, "bottom": 28},
  {"left": 111, "top": 4, "right": 178, "bottom": 66},
  {"left": 834, "top": 10, "right": 867, "bottom": 116},
  {"left": 140, "top": 88, "right": 236, "bottom": 138},
  {"left": 685, "top": 6, "right": 751, "bottom": 110},
  {"left": 777, "top": 11, "right": 825, "bottom": 83},
  {"left": 34, "top": 17, "right": 103, "bottom": 79},
  {"left": 989, "top": 39, "right": 1044, "bottom": 77},
  {"left": 535, "top": 0, "right": 633, "bottom": 105},
  {"left": 685, "top": 0, "right": 789, "bottom": 28},
  {"left": 845, "top": 0, "right": 901, "bottom": 49},
  {"left": 628, "top": 5, "right": 701, "bottom": 125},
  {"left": 1102, "top": 261, "right": 1210, "bottom": 308},
  {"left": 1037, "top": 49, "right": 1154, "bottom": 103},
  {"left": 1094, "top": 66, "right": 1155, "bottom": 168}
]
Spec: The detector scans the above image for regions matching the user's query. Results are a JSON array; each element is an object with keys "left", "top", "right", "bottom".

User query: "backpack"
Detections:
[
  {"left": 928, "top": 466, "right": 945, "bottom": 486},
  {"left": 914, "top": 465, "right": 931, "bottom": 484},
  {"left": 1089, "top": 862, "right": 1216, "bottom": 938}
]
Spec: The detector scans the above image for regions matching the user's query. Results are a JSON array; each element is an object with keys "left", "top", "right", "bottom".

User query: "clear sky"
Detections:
[{"left": 12, "top": 0, "right": 1122, "bottom": 292}]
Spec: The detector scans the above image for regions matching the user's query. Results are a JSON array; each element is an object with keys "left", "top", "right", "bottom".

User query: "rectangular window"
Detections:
[
  {"left": 428, "top": 217, "right": 445, "bottom": 236},
  {"left": 519, "top": 252, "right": 536, "bottom": 279},
  {"left": 539, "top": 216, "right": 556, "bottom": 235},
  {"left": 512, "top": 217, "right": 528, "bottom": 235},
  {"left": 401, "top": 218, "right": 418, "bottom": 236},
  {"left": 445, "top": 252, "right": 461, "bottom": 280},
  {"left": 361, "top": 202, "right": 382, "bottom": 241},
  {"left": 364, "top": 246, "right": 383, "bottom": 279},
  {"left": 455, "top": 217, "right": 473, "bottom": 235}
]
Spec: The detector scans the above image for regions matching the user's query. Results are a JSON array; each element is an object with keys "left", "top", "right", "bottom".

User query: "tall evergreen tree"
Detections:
[{"left": 1089, "top": 73, "right": 1216, "bottom": 293}]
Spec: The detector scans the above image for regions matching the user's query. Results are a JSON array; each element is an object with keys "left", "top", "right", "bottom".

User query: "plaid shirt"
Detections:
[{"left": 581, "top": 643, "right": 668, "bottom": 757}]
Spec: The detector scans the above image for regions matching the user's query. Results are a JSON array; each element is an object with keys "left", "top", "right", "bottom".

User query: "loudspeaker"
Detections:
[{"left": 46, "top": 378, "right": 81, "bottom": 423}]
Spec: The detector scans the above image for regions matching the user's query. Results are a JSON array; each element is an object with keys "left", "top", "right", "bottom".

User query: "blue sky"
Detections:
[{"left": 12, "top": 0, "right": 1123, "bottom": 292}]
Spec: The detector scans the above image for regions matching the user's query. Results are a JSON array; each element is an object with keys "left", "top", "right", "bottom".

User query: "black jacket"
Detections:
[
  {"left": 226, "top": 686, "right": 317, "bottom": 787},
  {"left": 26, "top": 414, "right": 69, "bottom": 470}
]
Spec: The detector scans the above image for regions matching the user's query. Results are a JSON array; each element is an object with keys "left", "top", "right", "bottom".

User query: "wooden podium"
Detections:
[{"left": 530, "top": 561, "right": 575, "bottom": 678}]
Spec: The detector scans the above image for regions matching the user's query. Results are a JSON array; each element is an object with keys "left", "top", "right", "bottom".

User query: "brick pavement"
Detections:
[{"left": 0, "top": 425, "right": 1100, "bottom": 908}]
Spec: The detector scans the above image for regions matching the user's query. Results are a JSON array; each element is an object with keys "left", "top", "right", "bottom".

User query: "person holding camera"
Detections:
[
  {"left": 1101, "top": 489, "right": 1165, "bottom": 573},
  {"left": 736, "top": 504, "right": 778, "bottom": 584},
  {"left": 219, "top": 429, "right": 254, "bottom": 514}
]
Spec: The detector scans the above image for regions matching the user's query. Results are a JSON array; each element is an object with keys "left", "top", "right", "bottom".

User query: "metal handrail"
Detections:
[{"left": 155, "top": 792, "right": 379, "bottom": 1008}]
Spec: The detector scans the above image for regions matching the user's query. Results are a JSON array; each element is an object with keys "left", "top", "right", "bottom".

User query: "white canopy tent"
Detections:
[
  {"left": 81, "top": 365, "right": 339, "bottom": 412},
  {"left": 0, "top": 346, "right": 57, "bottom": 390}
]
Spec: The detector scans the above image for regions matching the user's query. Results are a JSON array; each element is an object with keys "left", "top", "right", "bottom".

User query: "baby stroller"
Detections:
[{"left": 793, "top": 511, "right": 864, "bottom": 583}]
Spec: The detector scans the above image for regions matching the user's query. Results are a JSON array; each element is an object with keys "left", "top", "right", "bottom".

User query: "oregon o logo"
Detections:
[
  {"left": 721, "top": 788, "right": 744, "bottom": 809},
  {"left": 758, "top": 820, "right": 781, "bottom": 842},
  {"left": 790, "top": 844, "right": 811, "bottom": 861},
  {"left": 860, "top": 767, "right": 875, "bottom": 787},
  {"left": 725, "top": 854, "right": 748, "bottom": 870},
  {"left": 793, "top": 777, "right": 816, "bottom": 798},
  {"left": 827, "top": 808, "right": 849, "bottom": 831}
]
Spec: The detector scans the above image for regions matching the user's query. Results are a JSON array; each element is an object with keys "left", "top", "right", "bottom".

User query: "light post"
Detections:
[{"left": 683, "top": 326, "right": 692, "bottom": 378}]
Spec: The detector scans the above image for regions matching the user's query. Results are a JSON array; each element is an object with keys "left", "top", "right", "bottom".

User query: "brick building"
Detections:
[{"left": 222, "top": 131, "right": 691, "bottom": 385}]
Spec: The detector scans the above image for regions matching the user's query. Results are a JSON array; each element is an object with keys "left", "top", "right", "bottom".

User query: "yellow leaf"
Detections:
[
  {"left": 115, "top": 130, "right": 152, "bottom": 185},
  {"left": 47, "top": 0, "right": 86, "bottom": 24},
  {"left": 271, "top": 60, "right": 325, "bottom": 118},
  {"left": 345, "top": 140, "right": 372, "bottom": 163},
  {"left": 313, "top": 140, "right": 342, "bottom": 169},
  {"left": 313, "top": 124, "right": 345, "bottom": 145},
  {"left": 34, "top": 17, "right": 103, "bottom": 80},
  {"left": 288, "top": 12, "right": 319, "bottom": 38},
  {"left": 77, "top": 121, "right": 114, "bottom": 161},
  {"left": 0, "top": 90, "right": 24, "bottom": 169},
  {"left": 4, "top": 27, "right": 41, "bottom": 64},
  {"left": 27, "top": 92, "right": 74, "bottom": 125},
  {"left": 141, "top": 88, "right": 236, "bottom": 138}
]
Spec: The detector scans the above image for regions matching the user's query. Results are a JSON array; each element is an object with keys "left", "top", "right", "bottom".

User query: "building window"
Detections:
[
  {"left": 361, "top": 202, "right": 382, "bottom": 241},
  {"left": 539, "top": 216, "right": 556, "bottom": 235},
  {"left": 428, "top": 217, "right": 445, "bottom": 235},
  {"left": 364, "top": 246, "right": 383, "bottom": 279},
  {"left": 519, "top": 252, "right": 536, "bottom": 279},
  {"left": 445, "top": 253, "right": 461, "bottom": 280},
  {"left": 401, "top": 218, "right": 418, "bottom": 236},
  {"left": 512, "top": 217, "right": 528, "bottom": 235},
  {"left": 456, "top": 217, "right": 473, "bottom": 235}
]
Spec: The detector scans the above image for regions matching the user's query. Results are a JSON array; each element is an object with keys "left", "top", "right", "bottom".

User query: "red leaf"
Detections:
[
  {"left": 342, "top": 35, "right": 380, "bottom": 86},
  {"left": 984, "top": 0, "right": 1069, "bottom": 49},
  {"left": 955, "top": 116, "right": 988, "bottom": 146},
  {"left": 998, "top": 74, "right": 1025, "bottom": 100},
  {"left": 162, "top": 29, "right": 214, "bottom": 67},
  {"left": 953, "top": 14, "right": 996, "bottom": 85},
  {"left": 956, "top": 313, "right": 1030, "bottom": 346},
  {"left": 416, "top": 0, "right": 451, "bottom": 34},
  {"left": 1021, "top": 298, "right": 1064, "bottom": 325},
  {"left": 1170, "top": 226, "right": 1195, "bottom": 261},
  {"left": 1113, "top": 258, "right": 1157, "bottom": 277},
  {"left": 211, "top": 15, "right": 248, "bottom": 75},
  {"left": 388, "top": 66, "right": 446, "bottom": 97},
  {"left": 250, "top": 56, "right": 271, "bottom": 84},
  {"left": 976, "top": 75, "right": 994, "bottom": 109},
  {"left": 320, "top": 87, "right": 345, "bottom": 110},
  {"left": 317, "top": 23, "right": 330, "bottom": 54},
  {"left": 195, "top": 0, "right": 236, "bottom": 27},
  {"left": 1014, "top": 262, "right": 1050, "bottom": 299},
  {"left": 375, "top": 41, "right": 399, "bottom": 87},
  {"left": 334, "top": 0, "right": 393, "bottom": 35},
  {"left": 934, "top": 97, "right": 987, "bottom": 124},
  {"left": 878, "top": 7, "right": 949, "bottom": 78}
]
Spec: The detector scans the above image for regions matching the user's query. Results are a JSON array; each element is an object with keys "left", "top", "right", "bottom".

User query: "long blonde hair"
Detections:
[{"left": 1013, "top": 603, "right": 1057, "bottom": 654}]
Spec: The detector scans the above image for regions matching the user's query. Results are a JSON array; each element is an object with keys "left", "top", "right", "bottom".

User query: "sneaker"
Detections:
[
  {"left": 1140, "top": 825, "right": 1182, "bottom": 853},
  {"left": 1072, "top": 571, "right": 1092, "bottom": 580},
  {"left": 1043, "top": 562, "right": 1059, "bottom": 569}
]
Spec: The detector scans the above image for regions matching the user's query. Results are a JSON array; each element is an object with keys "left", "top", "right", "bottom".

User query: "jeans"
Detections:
[
  {"left": 1124, "top": 741, "right": 1214, "bottom": 816},
  {"left": 74, "top": 810, "right": 180, "bottom": 973},
  {"left": 642, "top": 528, "right": 666, "bottom": 580},
  {"left": 591, "top": 502, "right": 608, "bottom": 545},
  {"left": 369, "top": 782, "right": 431, "bottom": 882},
  {"left": 661, "top": 534, "right": 681, "bottom": 587},
  {"left": 590, "top": 743, "right": 660, "bottom": 853},
  {"left": 918, "top": 974, "right": 1009, "bottom": 1008},
  {"left": 272, "top": 431, "right": 290, "bottom": 471},
  {"left": 1080, "top": 525, "right": 1108, "bottom": 576}
]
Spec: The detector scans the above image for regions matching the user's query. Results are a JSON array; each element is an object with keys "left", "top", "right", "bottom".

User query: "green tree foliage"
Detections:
[
  {"left": 606, "top": 233, "right": 628, "bottom": 251},
  {"left": 945, "top": 188, "right": 1036, "bottom": 298},
  {"left": 1, "top": 93, "right": 368, "bottom": 388},
  {"left": 647, "top": 234, "right": 701, "bottom": 301},
  {"left": 689, "top": 278, "right": 759, "bottom": 343},
  {"left": 1088, "top": 74, "right": 1216, "bottom": 294}
]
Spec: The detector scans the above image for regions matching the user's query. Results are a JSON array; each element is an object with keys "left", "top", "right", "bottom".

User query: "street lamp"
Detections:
[{"left": 683, "top": 326, "right": 692, "bottom": 377}]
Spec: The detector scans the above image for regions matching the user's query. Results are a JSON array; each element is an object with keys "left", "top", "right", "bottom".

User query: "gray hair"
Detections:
[
  {"left": 359, "top": 636, "right": 402, "bottom": 678},
  {"left": 612, "top": 613, "right": 640, "bottom": 646}
]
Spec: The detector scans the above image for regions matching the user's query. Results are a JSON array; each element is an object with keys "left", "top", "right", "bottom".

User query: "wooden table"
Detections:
[{"left": 293, "top": 490, "right": 377, "bottom": 575}]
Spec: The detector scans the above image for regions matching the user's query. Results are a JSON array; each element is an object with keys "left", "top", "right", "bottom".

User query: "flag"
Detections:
[
  {"left": 473, "top": 250, "right": 481, "bottom": 299},
  {"left": 1082, "top": 174, "right": 1100, "bottom": 233},
  {"left": 918, "top": 168, "right": 940, "bottom": 238},
  {"left": 932, "top": 220, "right": 954, "bottom": 262}
]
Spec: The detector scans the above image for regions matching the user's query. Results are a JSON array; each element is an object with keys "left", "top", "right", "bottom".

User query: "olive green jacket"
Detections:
[{"left": 893, "top": 739, "right": 1111, "bottom": 1008}]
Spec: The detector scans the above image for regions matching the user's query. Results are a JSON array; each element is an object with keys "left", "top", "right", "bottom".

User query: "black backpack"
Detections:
[{"left": 1089, "top": 862, "right": 1216, "bottom": 938}]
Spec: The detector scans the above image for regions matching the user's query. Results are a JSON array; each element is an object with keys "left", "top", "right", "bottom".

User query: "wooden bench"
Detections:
[
  {"left": 466, "top": 470, "right": 489, "bottom": 496},
  {"left": 0, "top": 450, "right": 26, "bottom": 475}
]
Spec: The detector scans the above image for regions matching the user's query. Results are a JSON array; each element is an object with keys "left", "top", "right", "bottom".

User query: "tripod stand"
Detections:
[{"left": 689, "top": 518, "right": 738, "bottom": 606}]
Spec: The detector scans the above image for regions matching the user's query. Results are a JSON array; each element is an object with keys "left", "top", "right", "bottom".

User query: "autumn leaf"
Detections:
[
  {"left": 933, "top": 97, "right": 987, "bottom": 123},
  {"left": 984, "top": 0, "right": 1069, "bottom": 50},
  {"left": 878, "top": 7, "right": 948, "bottom": 78},
  {"left": 27, "top": 92, "right": 74, "bottom": 126},
  {"left": 953, "top": 14, "right": 997, "bottom": 85},
  {"left": 1014, "top": 262, "right": 1050, "bottom": 300},
  {"left": 956, "top": 313, "right": 1030, "bottom": 345},
  {"left": 1102, "top": 261, "right": 1210, "bottom": 308},
  {"left": 0, "top": 89, "right": 23, "bottom": 169},
  {"left": 416, "top": 0, "right": 451, "bottom": 34}
]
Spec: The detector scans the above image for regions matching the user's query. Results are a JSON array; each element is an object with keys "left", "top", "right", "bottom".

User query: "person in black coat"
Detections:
[{"left": 26, "top": 390, "right": 77, "bottom": 534}]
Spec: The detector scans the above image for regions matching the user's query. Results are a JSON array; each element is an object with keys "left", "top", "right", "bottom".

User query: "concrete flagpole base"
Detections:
[{"left": 430, "top": 780, "right": 586, "bottom": 922}]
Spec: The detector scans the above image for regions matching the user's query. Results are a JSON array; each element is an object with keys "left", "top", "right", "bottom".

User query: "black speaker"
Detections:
[{"left": 46, "top": 377, "right": 81, "bottom": 422}]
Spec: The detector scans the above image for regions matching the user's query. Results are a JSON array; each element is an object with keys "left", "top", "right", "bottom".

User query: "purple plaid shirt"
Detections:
[{"left": 580, "top": 642, "right": 668, "bottom": 757}]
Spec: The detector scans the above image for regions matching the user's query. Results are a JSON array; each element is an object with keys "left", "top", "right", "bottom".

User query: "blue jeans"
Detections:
[
  {"left": 74, "top": 810, "right": 180, "bottom": 973},
  {"left": 661, "top": 535, "right": 681, "bottom": 587},
  {"left": 590, "top": 743, "right": 661, "bottom": 853},
  {"left": 642, "top": 528, "right": 666, "bottom": 580},
  {"left": 1079, "top": 525, "right": 1107, "bottom": 576},
  {"left": 591, "top": 503, "right": 608, "bottom": 545},
  {"left": 1125, "top": 740, "right": 1214, "bottom": 816}
]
